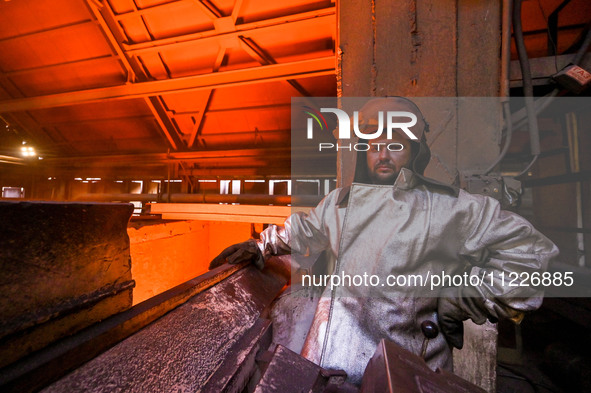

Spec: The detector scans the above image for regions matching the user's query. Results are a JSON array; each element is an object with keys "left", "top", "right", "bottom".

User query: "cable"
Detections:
[
  {"left": 515, "top": 154, "right": 538, "bottom": 178},
  {"left": 513, "top": 0, "right": 541, "bottom": 157},
  {"left": 512, "top": 27, "right": 590, "bottom": 177},
  {"left": 484, "top": 101, "right": 513, "bottom": 174},
  {"left": 484, "top": 4, "right": 590, "bottom": 176}
]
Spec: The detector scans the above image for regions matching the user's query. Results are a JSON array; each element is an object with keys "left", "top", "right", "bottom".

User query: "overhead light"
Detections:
[{"left": 20, "top": 146, "right": 36, "bottom": 157}]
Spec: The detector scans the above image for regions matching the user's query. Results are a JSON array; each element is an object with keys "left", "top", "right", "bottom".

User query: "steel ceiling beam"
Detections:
[
  {"left": 192, "top": 0, "right": 224, "bottom": 19},
  {"left": 85, "top": 0, "right": 137, "bottom": 83},
  {"left": 114, "top": 0, "right": 190, "bottom": 21},
  {"left": 0, "top": 74, "right": 70, "bottom": 152},
  {"left": 86, "top": 0, "right": 187, "bottom": 150},
  {"left": 0, "top": 19, "right": 96, "bottom": 43},
  {"left": 231, "top": 0, "right": 246, "bottom": 23},
  {"left": 2, "top": 55, "right": 119, "bottom": 78},
  {"left": 144, "top": 96, "right": 186, "bottom": 150},
  {"left": 122, "top": 8, "right": 335, "bottom": 55},
  {"left": 40, "top": 145, "right": 330, "bottom": 166},
  {"left": 238, "top": 36, "right": 312, "bottom": 96},
  {"left": 188, "top": 20, "right": 230, "bottom": 148},
  {"left": 0, "top": 57, "right": 334, "bottom": 113}
]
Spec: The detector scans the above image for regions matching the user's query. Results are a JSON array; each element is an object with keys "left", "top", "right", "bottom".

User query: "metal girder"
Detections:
[
  {"left": 123, "top": 8, "right": 335, "bottom": 55},
  {"left": 0, "top": 19, "right": 96, "bottom": 43},
  {"left": 2, "top": 55, "right": 119, "bottom": 78},
  {"left": 114, "top": 0, "right": 191, "bottom": 22},
  {"left": 184, "top": 0, "right": 246, "bottom": 148},
  {"left": 187, "top": 90, "right": 212, "bottom": 148},
  {"left": 192, "top": 0, "right": 224, "bottom": 19},
  {"left": 238, "top": 36, "right": 312, "bottom": 96},
  {"left": 144, "top": 96, "right": 185, "bottom": 150},
  {"left": 0, "top": 77, "right": 64, "bottom": 152},
  {"left": 42, "top": 147, "right": 292, "bottom": 166},
  {"left": 36, "top": 115, "right": 155, "bottom": 127},
  {"left": 204, "top": 102, "right": 290, "bottom": 113},
  {"left": 231, "top": 0, "right": 245, "bottom": 23},
  {"left": 0, "top": 57, "right": 334, "bottom": 112},
  {"left": 85, "top": 0, "right": 136, "bottom": 83},
  {"left": 187, "top": 43, "right": 226, "bottom": 148},
  {"left": 85, "top": 0, "right": 188, "bottom": 150}
]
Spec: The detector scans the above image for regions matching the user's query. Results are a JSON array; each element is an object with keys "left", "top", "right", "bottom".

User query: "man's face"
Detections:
[{"left": 365, "top": 132, "right": 412, "bottom": 185}]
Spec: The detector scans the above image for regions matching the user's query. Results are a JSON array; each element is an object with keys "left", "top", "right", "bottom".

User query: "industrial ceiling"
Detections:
[
  {"left": 0, "top": 0, "right": 336, "bottom": 177},
  {"left": 0, "top": 0, "right": 588, "bottom": 180}
]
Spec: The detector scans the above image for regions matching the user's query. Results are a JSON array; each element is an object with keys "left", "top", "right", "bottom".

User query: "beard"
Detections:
[{"left": 368, "top": 161, "right": 399, "bottom": 185}]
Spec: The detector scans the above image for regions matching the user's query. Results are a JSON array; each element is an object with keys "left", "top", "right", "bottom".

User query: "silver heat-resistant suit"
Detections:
[{"left": 256, "top": 167, "right": 559, "bottom": 384}]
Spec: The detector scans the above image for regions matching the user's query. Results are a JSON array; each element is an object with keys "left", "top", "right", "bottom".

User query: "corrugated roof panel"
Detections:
[
  {"left": 0, "top": 0, "right": 91, "bottom": 40},
  {"left": 109, "top": 0, "right": 137, "bottom": 15},
  {"left": 144, "top": 41, "right": 222, "bottom": 77},
  {"left": 24, "top": 99, "right": 166, "bottom": 155},
  {"left": 159, "top": 88, "right": 212, "bottom": 112},
  {"left": 30, "top": 100, "right": 156, "bottom": 125},
  {"left": 220, "top": 49, "right": 263, "bottom": 72},
  {"left": 0, "top": 22, "right": 113, "bottom": 73},
  {"left": 239, "top": 0, "right": 335, "bottom": 23},
  {"left": 136, "top": 52, "right": 170, "bottom": 79},
  {"left": 56, "top": 118, "right": 165, "bottom": 154},
  {"left": 201, "top": 105, "right": 291, "bottom": 135},
  {"left": 133, "top": 2, "right": 214, "bottom": 40},
  {"left": 9, "top": 58, "right": 126, "bottom": 96},
  {"left": 116, "top": 18, "right": 153, "bottom": 44}
]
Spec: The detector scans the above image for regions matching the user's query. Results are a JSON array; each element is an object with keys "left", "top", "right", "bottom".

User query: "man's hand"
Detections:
[
  {"left": 437, "top": 291, "right": 468, "bottom": 349},
  {"left": 437, "top": 285, "right": 491, "bottom": 349},
  {"left": 208, "top": 239, "right": 265, "bottom": 270}
]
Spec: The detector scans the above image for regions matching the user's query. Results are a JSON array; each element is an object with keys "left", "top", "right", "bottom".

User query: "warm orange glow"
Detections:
[{"left": 128, "top": 219, "right": 253, "bottom": 305}]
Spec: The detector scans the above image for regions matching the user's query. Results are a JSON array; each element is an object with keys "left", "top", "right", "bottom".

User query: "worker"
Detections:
[{"left": 209, "top": 97, "right": 559, "bottom": 384}]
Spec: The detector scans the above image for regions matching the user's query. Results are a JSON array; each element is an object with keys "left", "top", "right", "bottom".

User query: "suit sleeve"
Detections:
[
  {"left": 256, "top": 190, "right": 338, "bottom": 259},
  {"left": 457, "top": 192, "right": 559, "bottom": 323}
]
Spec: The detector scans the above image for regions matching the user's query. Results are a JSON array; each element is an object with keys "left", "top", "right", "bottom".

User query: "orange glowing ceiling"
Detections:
[{"left": 0, "top": 0, "right": 337, "bottom": 166}]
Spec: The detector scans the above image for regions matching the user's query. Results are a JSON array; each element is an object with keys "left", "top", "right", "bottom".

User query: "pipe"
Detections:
[
  {"left": 74, "top": 193, "right": 323, "bottom": 206},
  {"left": 513, "top": 0, "right": 541, "bottom": 158},
  {"left": 484, "top": 0, "right": 513, "bottom": 175},
  {"left": 500, "top": 0, "right": 513, "bottom": 100},
  {"left": 484, "top": 101, "right": 513, "bottom": 174},
  {"left": 510, "top": 18, "right": 591, "bottom": 134},
  {"left": 484, "top": 6, "right": 591, "bottom": 177}
]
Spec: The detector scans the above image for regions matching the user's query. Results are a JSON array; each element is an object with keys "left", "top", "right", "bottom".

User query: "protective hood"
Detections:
[
  {"left": 343, "top": 97, "right": 457, "bottom": 198},
  {"left": 352, "top": 136, "right": 431, "bottom": 184}
]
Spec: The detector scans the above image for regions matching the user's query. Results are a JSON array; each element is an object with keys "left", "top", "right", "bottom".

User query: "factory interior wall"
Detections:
[{"left": 128, "top": 220, "right": 252, "bottom": 305}]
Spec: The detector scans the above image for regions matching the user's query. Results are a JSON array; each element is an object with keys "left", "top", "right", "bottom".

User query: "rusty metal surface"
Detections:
[
  {"left": 203, "top": 318, "right": 272, "bottom": 393},
  {"left": 360, "top": 339, "right": 488, "bottom": 393},
  {"left": 0, "top": 201, "right": 134, "bottom": 368},
  {"left": 40, "top": 265, "right": 286, "bottom": 393},
  {"left": 253, "top": 345, "right": 329, "bottom": 393},
  {"left": 254, "top": 344, "right": 359, "bottom": 393},
  {"left": 0, "top": 262, "right": 247, "bottom": 393}
]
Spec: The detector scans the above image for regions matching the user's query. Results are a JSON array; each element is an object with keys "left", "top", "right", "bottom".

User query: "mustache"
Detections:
[{"left": 374, "top": 160, "right": 396, "bottom": 170}]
